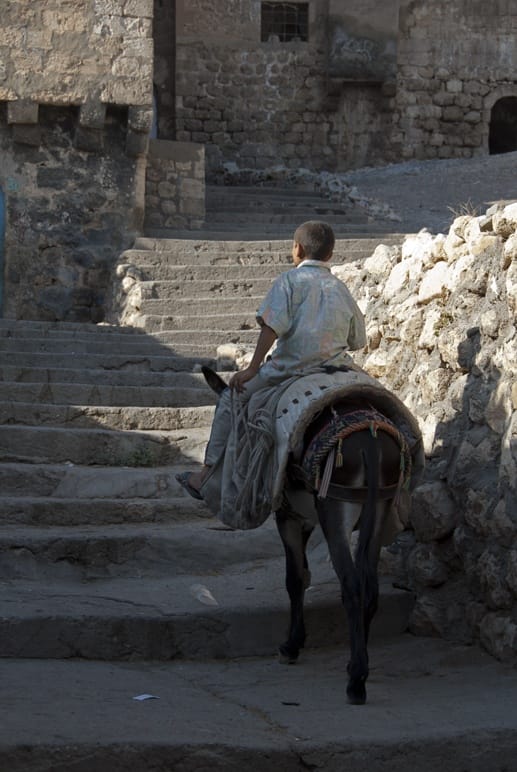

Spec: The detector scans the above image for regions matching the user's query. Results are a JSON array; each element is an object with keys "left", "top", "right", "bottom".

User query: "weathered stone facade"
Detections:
[
  {"left": 2, "top": 0, "right": 517, "bottom": 319},
  {"left": 173, "top": 0, "right": 399, "bottom": 179},
  {"left": 169, "top": 0, "right": 517, "bottom": 180},
  {"left": 395, "top": 0, "right": 517, "bottom": 161},
  {"left": 0, "top": 0, "right": 156, "bottom": 321}
]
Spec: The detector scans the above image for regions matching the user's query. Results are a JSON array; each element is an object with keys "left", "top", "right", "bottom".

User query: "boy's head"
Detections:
[{"left": 292, "top": 221, "right": 335, "bottom": 264}]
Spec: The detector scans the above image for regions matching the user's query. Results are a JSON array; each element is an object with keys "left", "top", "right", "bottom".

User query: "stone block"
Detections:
[
  {"left": 8, "top": 99, "right": 39, "bottom": 124},
  {"left": 126, "top": 130, "right": 149, "bottom": 157},
  {"left": 79, "top": 101, "right": 106, "bottom": 129},
  {"left": 12, "top": 124, "right": 41, "bottom": 146},
  {"left": 74, "top": 126, "right": 104, "bottom": 153}
]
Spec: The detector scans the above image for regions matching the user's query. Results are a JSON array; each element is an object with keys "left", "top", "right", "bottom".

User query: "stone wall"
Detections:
[
  {"left": 0, "top": 0, "right": 153, "bottom": 106},
  {"left": 0, "top": 0, "right": 155, "bottom": 321},
  {"left": 334, "top": 204, "right": 517, "bottom": 663},
  {"left": 1, "top": 104, "right": 147, "bottom": 322},
  {"left": 145, "top": 140, "right": 205, "bottom": 232},
  {"left": 395, "top": 0, "right": 517, "bottom": 160},
  {"left": 173, "top": 0, "right": 396, "bottom": 180}
]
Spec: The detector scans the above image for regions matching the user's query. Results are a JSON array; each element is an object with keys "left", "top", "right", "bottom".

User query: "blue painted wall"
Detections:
[{"left": 0, "top": 187, "right": 4, "bottom": 317}]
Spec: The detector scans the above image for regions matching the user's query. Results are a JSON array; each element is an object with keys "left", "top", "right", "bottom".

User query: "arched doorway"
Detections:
[{"left": 489, "top": 97, "right": 517, "bottom": 154}]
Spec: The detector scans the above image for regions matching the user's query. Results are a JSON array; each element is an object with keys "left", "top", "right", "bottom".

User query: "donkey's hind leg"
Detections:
[
  {"left": 276, "top": 506, "right": 314, "bottom": 664},
  {"left": 316, "top": 497, "right": 368, "bottom": 704}
]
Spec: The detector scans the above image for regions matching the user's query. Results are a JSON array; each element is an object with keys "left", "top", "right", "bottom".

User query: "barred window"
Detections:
[{"left": 261, "top": 2, "right": 309, "bottom": 42}]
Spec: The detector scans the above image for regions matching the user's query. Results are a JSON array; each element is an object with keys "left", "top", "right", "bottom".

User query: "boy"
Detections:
[{"left": 176, "top": 220, "right": 366, "bottom": 499}]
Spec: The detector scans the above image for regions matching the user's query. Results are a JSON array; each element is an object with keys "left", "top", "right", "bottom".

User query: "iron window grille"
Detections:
[{"left": 261, "top": 2, "right": 309, "bottom": 42}]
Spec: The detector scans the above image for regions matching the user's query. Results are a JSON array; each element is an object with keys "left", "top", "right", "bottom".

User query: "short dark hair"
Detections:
[{"left": 293, "top": 221, "right": 335, "bottom": 261}]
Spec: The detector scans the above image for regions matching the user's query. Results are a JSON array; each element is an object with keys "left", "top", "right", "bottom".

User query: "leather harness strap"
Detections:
[{"left": 324, "top": 481, "right": 401, "bottom": 503}]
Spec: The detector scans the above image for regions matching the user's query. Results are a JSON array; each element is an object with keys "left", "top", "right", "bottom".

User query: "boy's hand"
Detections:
[{"left": 229, "top": 366, "right": 258, "bottom": 393}]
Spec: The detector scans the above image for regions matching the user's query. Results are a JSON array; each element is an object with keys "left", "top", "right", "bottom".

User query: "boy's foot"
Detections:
[
  {"left": 175, "top": 471, "right": 204, "bottom": 500},
  {"left": 175, "top": 466, "right": 212, "bottom": 501}
]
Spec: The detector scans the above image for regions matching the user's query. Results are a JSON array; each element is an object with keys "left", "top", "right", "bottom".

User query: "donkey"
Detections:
[{"left": 202, "top": 366, "right": 408, "bottom": 705}]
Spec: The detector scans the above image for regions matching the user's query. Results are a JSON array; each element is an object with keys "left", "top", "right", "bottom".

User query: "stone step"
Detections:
[
  {"left": 0, "top": 332, "right": 224, "bottom": 355},
  {"left": 131, "top": 263, "right": 290, "bottom": 281},
  {"left": 131, "top": 234, "right": 402, "bottom": 259},
  {"left": 0, "top": 381, "right": 216, "bottom": 407},
  {"left": 144, "top": 226, "right": 392, "bottom": 241},
  {"left": 134, "top": 277, "right": 275, "bottom": 300},
  {"left": 0, "top": 576, "right": 412, "bottom": 661},
  {"left": 0, "top": 544, "right": 412, "bottom": 660},
  {"left": 205, "top": 211, "right": 371, "bottom": 225},
  {"left": 131, "top": 295, "right": 265, "bottom": 316},
  {"left": 0, "top": 319, "right": 145, "bottom": 336},
  {"left": 0, "top": 366, "right": 217, "bottom": 389},
  {"left": 0, "top": 402, "right": 215, "bottom": 430},
  {"left": 0, "top": 461, "right": 201, "bottom": 501},
  {"left": 131, "top": 322, "right": 260, "bottom": 343},
  {"left": 0, "top": 520, "right": 283, "bottom": 580},
  {"left": 124, "top": 312, "right": 260, "bottom": 333},
  {"left": 2, "top": 349, "right": 216, "bottom": 371},
  {"left": 0, "top": 424, "right": 209, "bottom": 466},
  {"left": 0, "top": 495, "right": 204, "bottom": 526}
]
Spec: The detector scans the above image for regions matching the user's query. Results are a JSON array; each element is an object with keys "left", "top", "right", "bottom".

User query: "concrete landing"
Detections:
[{"left": 1, "top": 636, "right": 516, "bottom": 771}]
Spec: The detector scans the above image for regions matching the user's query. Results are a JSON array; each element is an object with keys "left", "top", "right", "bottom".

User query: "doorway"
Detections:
[{"left": 489, "top": 97, "right": 517, "bottom": 154}]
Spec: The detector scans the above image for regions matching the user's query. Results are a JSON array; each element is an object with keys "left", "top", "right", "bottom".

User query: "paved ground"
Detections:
[
  {"left": 1, "top": 636, "right": 516, "bottom": 771},
  {"left": 340, "top": 150, "right": 517, "bottom": 233}
]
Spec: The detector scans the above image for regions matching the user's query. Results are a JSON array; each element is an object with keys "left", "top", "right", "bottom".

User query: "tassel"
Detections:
[
  {"left": 318, "top": 447, "right": 335, "bottom": 499},
  {"left": 336, "top": 438, "right": 343, "bottom": 468}
]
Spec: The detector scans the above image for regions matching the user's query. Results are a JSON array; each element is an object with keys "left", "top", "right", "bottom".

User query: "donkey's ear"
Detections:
[{"left": 201, "top": 365, "right": 227, "bottom": 395}]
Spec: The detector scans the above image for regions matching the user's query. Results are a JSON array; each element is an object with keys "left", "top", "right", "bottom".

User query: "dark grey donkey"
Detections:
[{"left": 202, "top": 365, "right": 408, "bottom": 705}]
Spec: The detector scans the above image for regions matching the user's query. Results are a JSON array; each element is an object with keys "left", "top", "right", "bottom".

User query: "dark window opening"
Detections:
[
  {"left": 489, "top": 97, "right": 517, "bottom": 154},
  {"left": 261, "top": 2, "right": 309, "bottom": 42}
]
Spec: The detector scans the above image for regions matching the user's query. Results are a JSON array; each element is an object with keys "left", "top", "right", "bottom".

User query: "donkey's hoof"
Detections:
[
  {"left": 278, "top": 645, "right": 299, "bottom": 665},
  {"left": 347, "top": 680, "right": 367, "bottom": 705}
]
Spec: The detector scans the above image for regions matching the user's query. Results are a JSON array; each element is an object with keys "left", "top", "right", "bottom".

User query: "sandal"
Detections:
[{"left": 175, "top": 471, "right": 204, "bottom": 501}]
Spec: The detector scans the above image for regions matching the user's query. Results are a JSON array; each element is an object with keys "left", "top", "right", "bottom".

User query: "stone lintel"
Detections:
[{"left": 8, "top": 99, "right": 39, "bottom": 125}]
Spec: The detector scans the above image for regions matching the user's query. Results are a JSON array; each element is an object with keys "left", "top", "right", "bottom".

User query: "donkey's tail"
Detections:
[{"left": 355, "top": 429, "right": 379, "bottom": 595}]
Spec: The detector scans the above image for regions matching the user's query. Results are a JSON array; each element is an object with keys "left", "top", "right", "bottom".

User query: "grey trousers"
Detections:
[{"left": 204, "top": 369, "right": 286, "bottom": 465}]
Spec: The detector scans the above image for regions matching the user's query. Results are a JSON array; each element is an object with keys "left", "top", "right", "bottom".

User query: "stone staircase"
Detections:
[
  {"left": 0, "top": 232, "right": 413, "bottom": 665},
  {"left": 145, "top": 182, "right": 401, "bottom": 240},
  {"left": 2, "top": 224, "right": 517, "bottom": 768}
]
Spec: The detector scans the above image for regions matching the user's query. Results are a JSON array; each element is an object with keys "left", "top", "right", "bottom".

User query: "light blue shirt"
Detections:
[{"left": 257, "top": 259, "right": 366, "bottom": 377}]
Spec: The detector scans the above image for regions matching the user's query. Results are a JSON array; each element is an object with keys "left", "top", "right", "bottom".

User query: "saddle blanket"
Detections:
[{"left": 200, "top": 367, "right": 424, "bottom": 532}]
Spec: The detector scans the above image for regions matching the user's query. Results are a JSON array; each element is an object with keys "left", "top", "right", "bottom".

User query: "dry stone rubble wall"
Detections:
[{"left": 333, "top": 203, "right": 516, "bottom": 663}]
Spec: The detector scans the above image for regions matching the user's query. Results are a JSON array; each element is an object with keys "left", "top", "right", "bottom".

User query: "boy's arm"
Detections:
[{"left": 229, "top": 322, "right": 277, "bottom": 392}]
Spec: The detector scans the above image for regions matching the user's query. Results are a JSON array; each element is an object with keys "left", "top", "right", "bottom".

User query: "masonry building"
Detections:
[{"left": 1, "top": 0, "right": 517, "bottom": 321}]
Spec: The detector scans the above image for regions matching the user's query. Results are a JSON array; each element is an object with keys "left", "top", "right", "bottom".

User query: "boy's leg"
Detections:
[{"left": 178, "top": 372, "right": 273, "bottom": 496}]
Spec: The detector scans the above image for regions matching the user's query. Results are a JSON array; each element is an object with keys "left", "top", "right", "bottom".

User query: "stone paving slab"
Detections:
[{"left": 0, "top": 636, "right": 516, "bottom": 771}]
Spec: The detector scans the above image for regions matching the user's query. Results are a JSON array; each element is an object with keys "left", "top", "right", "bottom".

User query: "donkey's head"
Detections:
[{"left": 201, "top": 366, "right": 227, "bottom": 396}]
